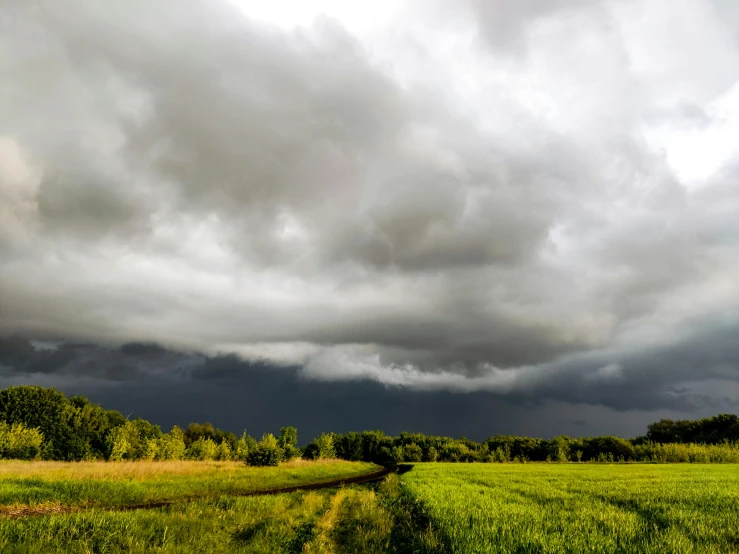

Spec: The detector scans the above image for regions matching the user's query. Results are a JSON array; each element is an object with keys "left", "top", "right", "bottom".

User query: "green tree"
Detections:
[
  {"left": 0, "top": 422, "right": 44, "bottom": 459},
  {"left": 246, "top": 434, "right": 282, "bottom": 467},
  {"left": 234, "top": 432, "right": 256, "bottom": 462},
  {"left": 187, "top": 437, "right": 218, "bottom": 460},
  {"left": 158, "top": 426, "right": 187, "bottom": 460}
]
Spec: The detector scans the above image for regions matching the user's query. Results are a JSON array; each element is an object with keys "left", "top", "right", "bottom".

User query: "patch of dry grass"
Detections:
[
  {"left": 0, "top": 459, "right": 380, "bottom": 510},
  {"left": 0, "top": 460, "right": 247, "bottom": 481}
]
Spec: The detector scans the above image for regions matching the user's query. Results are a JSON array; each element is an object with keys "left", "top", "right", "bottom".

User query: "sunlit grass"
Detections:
[
  {"left": 400, "top": 463, "right": 739, "bottom": 554},
  {"left": 0, "top": 483, "right": 395, "bottom": 553},
  {"left": 0, "top": 460, "right": 379, "bottom": 511},
  {"left": 0, "top": 491, "right": 330, "bottom": 554}
]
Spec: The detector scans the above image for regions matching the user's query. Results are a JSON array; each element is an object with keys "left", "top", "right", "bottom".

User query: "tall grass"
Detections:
[
  {"left": 0, "top": 460, "right": 379, "bottom": 510},
  {"left": 0, "top": 491, "right": 330, "bottom": 554},
  {"left": 0, "top": 483, "right": 397, "bottom": 553},
  {"left": 633, "top": 442, "right": 739, "bottom": 463}
]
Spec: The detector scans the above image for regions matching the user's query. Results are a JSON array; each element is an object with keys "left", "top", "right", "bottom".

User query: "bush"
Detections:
[
  {"left": 548, "top": 436, "right": 571, "bottom": 463},
  {"left": 105, "top": 419, "right": 163, "bottom": 461},
  {"left": 425, "top": 446, "right": 439, "bottom": 462},
  {"left": 187, "top": 437, "right": 218, "bottom": 460},
  {"left": 403, "top": 443, "right": 423, "bottom": 462},
  {"left": 0, "top": 422, "right": 44, "bottom": 460},
  {"left": 304, "top": 433, "right": 336, "bottom": 460},
  {"left": 234, "top": 432, "right": 256, "bottom": 462},
  {"left": 214, "top": 440, "right": 232, "bottom": 461},
  {"left": 158, "top": 426, "right": 186, "bottom": 460},
  {"left": 582, "top": 436, "right": 635, "bottom": 462},
  {"left": 281, "top": 444, "right": 300, "bottom": 462},
  {"left": 246, "top": 434, "right": 282, "bottom": 467},
  {"left": 633, "top": 442, "right": 739, "bottom": 463},
  {"left": 141, "top": 438, "right": 159, "bottom": 461}
]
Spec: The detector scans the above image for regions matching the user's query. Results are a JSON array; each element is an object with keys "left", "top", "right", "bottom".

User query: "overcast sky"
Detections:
[{"left": 1, "top": 0, "right": 738, "bottom": 439}]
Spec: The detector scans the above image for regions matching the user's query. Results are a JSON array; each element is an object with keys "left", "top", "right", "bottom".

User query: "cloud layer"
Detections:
[{"left": 1, "top": 0, "right": 739, "bottom": 417}]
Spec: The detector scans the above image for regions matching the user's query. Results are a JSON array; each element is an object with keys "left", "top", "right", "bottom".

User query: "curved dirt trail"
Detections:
[{"left": 2, "top": 465, "right": 393, "bottom": 519}]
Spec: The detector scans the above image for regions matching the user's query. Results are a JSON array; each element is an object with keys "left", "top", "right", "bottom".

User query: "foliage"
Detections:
[
  {"left": 186, "top": 437, "right": 218, "bottom": 461},
  {"left": 0, "top": 386, "right": 126, "bottom": 461},
  {"left": 633, "top": 441, "right": 739, "bottom": 463},
  {"left": 157, "top": 426, "right": 187, "bottom": 460},
  {"left": 0, "top": 421, "right": 44, "bottom": 459},
  {"left": 403, "top": 442, "right": 423, "bottom": 462},
  {"left": 304, "top": 433, "right": 336, "bottom": 460},
  {"left": 246, "top": 434, "right": 282, "bottom": 467},
  {"left": 183, "top": 422, "right": 237, "bottom": 450},
  {"left": 645, "top": 413, "right": 739, "bottom": 444},
  {"left": 0, "top": 386, "right": 737, "bottom": 465},
  {"left": 233, "top": 432, "right": 256, "bottom": 462},
  {"left": 107, "top": 419, "right": 163, "bottom": 461}
]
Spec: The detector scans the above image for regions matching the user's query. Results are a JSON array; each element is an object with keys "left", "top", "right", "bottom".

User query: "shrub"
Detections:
[
  {"left": 106, "top": 422, "right": 135, "bottom": 461},
  {"left": 548, "top": 436, "right": 571, "bottom": 463},
  {"left": 312, "top": 433, "right": 336, "bottom": 459},
  {"left": 158, "top": 426, "right": 186, "bottom": 460},
  {"left": 215, "top": 439, "right": 232, "bottom": 461},
  {"left": 582, "top": 436, "right": 635, "bottom": 462},
  {"left": 425, "top": 446, "right": 439, "bottom": 462},
  {"left": 234, "top": 432, "right": 256, "bottom": 462},
  {"left": 281, "top": 444, "right": 300, "bottom": 462},
  {"left": 187, "top": 437, "right": 218, "bottom": 460},
  {"left": 246, "top": 434, "right": 282, "bottom": 467},
  {"left": 0, "top": 422, "right": 44, "bottom": 460},
  {"left": 403, "top": 443, "right": 423, "bottom": 462},
  {"left": 141, "top": 438, "right": 159, "bottom": 461}
]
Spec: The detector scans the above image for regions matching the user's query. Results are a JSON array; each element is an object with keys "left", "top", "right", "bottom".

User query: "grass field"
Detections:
[
  {"left": 0, "top": 484, "right": 397, "bottom": 553},
  {"left": 2, "top": 462, "right": 738, "bottom": 553},
  {"left": 400, "top": 463, "right": 739, "bottom": 554},
  {"left": 0, "top": 459, "right": 379, "bottom": 512}
]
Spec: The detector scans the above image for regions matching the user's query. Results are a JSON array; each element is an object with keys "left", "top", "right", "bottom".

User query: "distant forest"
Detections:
[{"left": 1, "top": 386, "right": 738, "bottom": 465}]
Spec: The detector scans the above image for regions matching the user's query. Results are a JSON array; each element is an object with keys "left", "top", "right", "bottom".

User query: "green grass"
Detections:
[
  {"left": 3, "top": 462, "right": 738, "bottom": 553},
  {"left": 0, "top": 459, "right": 379, "bottom": 510},
  {"left": 0, "top": 491, "right": 330, "bottom": 553},
  {"left": 0, "top": 486, "right": 396, "bottom": 554},
  {"left": 399, "top": 463, "right": 739, "bottom": 554}
]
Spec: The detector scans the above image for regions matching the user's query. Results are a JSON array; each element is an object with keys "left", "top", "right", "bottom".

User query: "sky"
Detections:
[{"left": 1, "top": 0, "right": 739, "bottom": 440}]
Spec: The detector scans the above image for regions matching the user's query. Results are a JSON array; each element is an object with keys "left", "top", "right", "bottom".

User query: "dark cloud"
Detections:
[
  {"left": 0, "top": 337, "right": 731, "bottom": 439},
  {"left": 0, "top": 0, "right": 738, "bottom": 425}
]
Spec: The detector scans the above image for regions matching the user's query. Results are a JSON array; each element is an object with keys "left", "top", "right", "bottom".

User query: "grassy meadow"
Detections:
[
  {"left": 2, "top": 461, "right": 739, "bottom": 553},
  {"left": 0, "top": 459, "right": 379, "bottom": 512},
  {"left": 0, "top": 480, "right": 399, "bottom": 553},
  {"left": 400, "top": 463, "right": 739, "bottom": 554}
]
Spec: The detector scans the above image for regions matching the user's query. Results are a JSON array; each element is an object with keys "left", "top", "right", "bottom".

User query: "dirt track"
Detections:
[{"left": 1, "top": 465, "right": 393, "bottom": 519}]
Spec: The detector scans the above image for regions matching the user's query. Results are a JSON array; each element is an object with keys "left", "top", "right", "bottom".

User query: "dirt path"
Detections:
[{"left": 1, "top": 465, "right": 393, "bottom": 520}]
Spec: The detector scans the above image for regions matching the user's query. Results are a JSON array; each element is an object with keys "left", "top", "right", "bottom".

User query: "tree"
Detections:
[
  {"left": 0, "top": 422, "right": 44, "bottom": 460},
  {"left": 184, "top": 422, "right": 237, "bottom": 450},
  {"left": 187, "top": 437, "right": 218, "bottom": 460},
  {"left": 234, "top": 432, "right": 256, "bottom": 462},
  {"left": 246, "top": 434, "right": 282, "bottom": 467},
  {"left": 403, "top": 443, "right": 423, "bottom": 462},
  {"left": 158, "top": 426, "right": 187, "bottom": 460},
  {"left": 215, "top": 439, "right": 232, "bottom": 461},
  {"left": 277, "top": 426, "right": 298, "bottom": 448}
]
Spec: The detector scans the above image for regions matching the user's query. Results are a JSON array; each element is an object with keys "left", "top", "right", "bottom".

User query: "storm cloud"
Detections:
[{"left": 1, "top": 0, "right": 739, "bottom": 433}]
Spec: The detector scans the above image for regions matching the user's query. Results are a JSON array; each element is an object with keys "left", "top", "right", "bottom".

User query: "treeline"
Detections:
[
  {"left": 1, "top": 386, "right": 738, "bottom": 464},
  {"left": 643, "top": 414, "right": 739, "bottom": 444},
  {"left": 0, "top": 386, "right": 296, "bottom": 465},
  {"left": 303, "top": 431, "right": 739, "bottom": 464}
]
